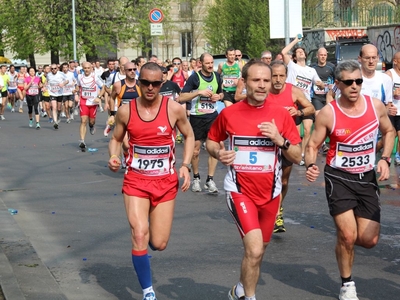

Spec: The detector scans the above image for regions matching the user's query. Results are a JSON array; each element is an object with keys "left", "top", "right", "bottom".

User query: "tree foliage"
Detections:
[
  {"left": 0, "top": 0, "right": 170, "bottom": 63},
  {"left": 204, "top": 0, "right": 284, "bottom": 58}
]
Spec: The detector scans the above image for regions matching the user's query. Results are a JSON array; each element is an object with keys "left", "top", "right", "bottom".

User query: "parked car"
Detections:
[
  {"left": 212, "top": 54, "right": 250, "bottom": 72},
  {"left": 306, "top": 38, "right": 387, "bottom": 72}
]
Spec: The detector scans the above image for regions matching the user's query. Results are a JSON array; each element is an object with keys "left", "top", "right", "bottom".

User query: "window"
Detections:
[
  {"left": 180, "top": 1, "right": 192, "bottom": 18},
  {"left": 181, "top": 32, "right": 193, "bottom": 58}
]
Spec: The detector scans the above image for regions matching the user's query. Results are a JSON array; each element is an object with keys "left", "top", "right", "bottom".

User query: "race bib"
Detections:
[
  {"left": 295, "top": 75, "right": 312, "bottom": 92},
  {"left": 130, "top": 145, "right": 171, "bottom": 176},
  {"left": 223, "top": 76, "right": 237, "bottom": 88},
  {"left": 335, "top": 141, "right": 375, "bottom": 173},
  {"left": 50, "top": 84, "right": 61, "bottom": 93},
  {"left": 313, "top": 82, "right": 328, "bottom": 95},
  {"left": 28, "top": 85, "right": 39, "bottom": 95},
  {"left": 198, "top": 97, "right": 216, "bottom": 113},
  {"left": 393, "top": 83, "right": 400, "bottom": 101},
  {"left": 81, "top": 87, "right": 96, "bottom": 100},
  {"left": 231, "top": 136, "right": 276, "bottom": 173}
]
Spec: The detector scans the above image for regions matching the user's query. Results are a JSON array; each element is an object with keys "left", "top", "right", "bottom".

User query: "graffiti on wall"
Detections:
[
  {"left": 303, "top": 31, "right": 324, "bottom": 53},
  {"left": 326, "top": 29, "right": 367, "bottom": 40},
  {"left": 372, "top": 26, "right": 400, "bottom": 64}
]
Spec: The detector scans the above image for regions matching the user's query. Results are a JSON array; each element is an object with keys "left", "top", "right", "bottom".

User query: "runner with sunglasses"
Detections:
[
  {"left": 108, "top": 62, "right": 194, "bottom": 300},
  {"left": 305, "top": 60, "right": 395, "bottom": 300}
]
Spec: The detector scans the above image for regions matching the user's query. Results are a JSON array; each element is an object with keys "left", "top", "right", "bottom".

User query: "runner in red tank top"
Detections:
[
  {"left": 266, "top": 60, "right": 315, "bottom": 233},
  {"left": 305, "top": 60, "right": 395, "bottom": 300},
  {"left": 108, "top": 62, "right": 194, "bottom": 300}
]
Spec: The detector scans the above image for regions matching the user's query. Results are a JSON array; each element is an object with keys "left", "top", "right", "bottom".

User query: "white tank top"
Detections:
[{"left": 389, "top": 68, "right": 400, "bottom": 115}]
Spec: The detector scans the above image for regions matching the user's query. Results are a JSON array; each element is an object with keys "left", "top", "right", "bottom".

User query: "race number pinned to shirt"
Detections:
[
  {"left": 335, "top": 141, "right": 375, "bottom": 173},
  {"left": 28, "top": 84, "right": 39, "bottom": 95},
  {"left": 131, "top": 145, "right": 171, "bottom": 176},
  {"left": 223, "top": 75, "right": 237, "bottom": 88},
  {"left": 295, "top": 75, "right": 312, "bottom": 92},
  {"left": 82, "top": 86, "right": 96, "bottom": 100},
  {"left": 49, "top": 83, "right": 61, "bottom": 94},
  {"left": 231, "top": 136, "right": 276, "bottom": 173},
  {"left": 198, "top": 96, "right": 216, "bottom": 113}
]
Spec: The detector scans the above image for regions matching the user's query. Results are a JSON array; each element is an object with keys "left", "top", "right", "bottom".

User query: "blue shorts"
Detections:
[{"left": 8, "top": 89, "right": 17, "bottom": 94}]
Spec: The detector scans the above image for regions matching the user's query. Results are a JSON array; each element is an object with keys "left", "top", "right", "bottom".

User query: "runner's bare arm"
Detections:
[{"left": 293, "top": 86, "right": 315, "bottom": 116}]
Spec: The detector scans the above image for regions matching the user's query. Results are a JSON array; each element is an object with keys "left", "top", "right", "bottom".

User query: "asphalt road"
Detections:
[{"left": 0, "top": 106, "right": 400, "bottom": 300}]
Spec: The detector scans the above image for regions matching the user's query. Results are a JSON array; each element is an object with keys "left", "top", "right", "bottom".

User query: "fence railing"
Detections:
[{"left": 303, "top": 5, "right": 399, "bottom": 28}]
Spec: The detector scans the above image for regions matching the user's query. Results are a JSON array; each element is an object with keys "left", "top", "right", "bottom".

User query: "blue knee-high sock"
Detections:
[{"left": 132, "top": 249, "right": 152, "bottom": 289}]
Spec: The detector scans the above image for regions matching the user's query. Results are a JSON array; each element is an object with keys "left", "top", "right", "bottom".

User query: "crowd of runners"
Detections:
[{"left": 1, "top": 39, "right": 400, "bottom": 300}]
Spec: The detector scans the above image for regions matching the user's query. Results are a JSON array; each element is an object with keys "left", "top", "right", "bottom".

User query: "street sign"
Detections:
[
  {"left": 149, "top": 8, "right": 164, "bottom": 23},
  {"left": 150, "top": 23, "right": 163, "bottom": 36}
]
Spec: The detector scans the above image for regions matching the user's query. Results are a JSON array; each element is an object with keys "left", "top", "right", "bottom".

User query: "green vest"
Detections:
[
  {"left": 221, "top": 62, "right": 240, "bottom": 92},
  {"left": 1, "top": 74, "right": 10, "bottom": 92},
  {"left": 190, "top": 72, "right": 218, "bottom": 116}
]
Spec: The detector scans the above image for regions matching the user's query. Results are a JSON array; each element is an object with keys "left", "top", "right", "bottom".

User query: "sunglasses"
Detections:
[
  {"left": 139, "top": 79, "right": 163, "bottom": 87},
  {"left": 51, "top": 68, "right": 57, "bottom": 70},
  {"left": 126, "top": 68, "right": 137, "bottom": 71},
  {"left": 173, "top": 62, "right": 181, "bottom": 65},
  {"left": 236, "top": 55, "right": 242, "bottom": 57},
  {"left": 339, "top": 78, "right": 363, "bottom": 86}
]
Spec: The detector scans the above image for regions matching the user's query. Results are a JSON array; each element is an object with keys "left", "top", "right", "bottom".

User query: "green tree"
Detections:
[{"left": 204, "top": 0, "right": 284, "bottom": 58}]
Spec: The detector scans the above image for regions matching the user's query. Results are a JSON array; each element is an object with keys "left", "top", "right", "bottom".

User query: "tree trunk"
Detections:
[
  {"left": 50, "top": 48, "right": 60, "bottom": 64},
  {"left": 28, "top": 53, "right": 36, "bottom": 69}
]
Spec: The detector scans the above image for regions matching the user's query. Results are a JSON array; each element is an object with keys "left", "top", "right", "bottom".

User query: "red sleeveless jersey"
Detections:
[
  {"left": 327, "top": 95, "right": 379, "bottom": 174},
  {"left": 266, "top": 83, "right": 297, "bottom": 123},
  {"left": 125, "top": 96, "right": 176, "bottom": 178},
  {"left": 171, "top": 71, "right": 186, "bottom": 89}
]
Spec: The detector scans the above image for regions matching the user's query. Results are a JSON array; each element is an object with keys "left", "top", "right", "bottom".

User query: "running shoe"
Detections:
[
  {"left": 74, "top": 107, "right": 79, "bottom": 116},
  {"left": 0, "top": 115, "right": 5, "bottom": 120},
  {"left": 60, "top": 112, "right": 66, "bottom": 118},
  {"left": 228, "top": 285, "right": 245, "bottom": 300},
  {"left": 54, "top": 123, "right": 58, "bottom": 130},
  {"left": 99, "top": 106, "right": 104, "bottom": 113},
  {"left": 143, "top": 292, "right": 157, "bottom": 300},
  {"left": 339, "top": 281, "right": 359, "bottom": 300},
  {"left": 191, "top": 178, "right": 202, "bottom": 192},
  {"left": 79, "top": 141, "right": 86, "bottom": 151},
  {"left": 49, "top": 117, "right": 53, "bottom": 123},
  {"left": 90, "top": 126, "right": 96, "bottom": 135},
  {"left": 299, "top": 154, "right": 305, "bottom": 166},
  {"left": 7, "top": 102, "right": 12, "bottom": 110},
  {"left": 29, "top": 120, "right": 33, "bottom": 127},
  {"left": 104, "top": 124, "right": 111, "bottom": 137},
  {"left": 322, "top": 143, "right": 329, "bottom": 154},
  {"left": 11, "top": 108, "right": 15, "bottom": 113},
  {"left": 66, "top": 118, "right": 71, "bottom": 123},
  {"left": 36, "top": 123, "right": 41, "bottom": 130},
  {"left": 42, "top": 112, "right": 47, "bottom": 117},
  {"left": 274, "top": 207, "right": 286, "bottom": 233},
  {"left": 204, "top": 179, "right": 218, "bottom": 193},
  {"left": 395, "top": 153, "right": 400, "bottom": 166},
  {"left": 19, "top": 107, "right": 23, "bottom": 113}
]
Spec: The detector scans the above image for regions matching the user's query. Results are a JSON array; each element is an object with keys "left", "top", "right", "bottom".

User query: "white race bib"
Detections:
[
  {"left": 335, "top": 141, "right": 375, "bottom": 173},
  {"left": 130, "top": 145, "right": 171, "bottom": 176},
  {"left": 232, "top": 136, "right": 276, "bottom": 173}
]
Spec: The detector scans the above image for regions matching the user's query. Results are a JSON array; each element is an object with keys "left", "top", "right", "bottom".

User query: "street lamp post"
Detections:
[{"left": 72, "top": 0, "right": 77, "bottom": 60}]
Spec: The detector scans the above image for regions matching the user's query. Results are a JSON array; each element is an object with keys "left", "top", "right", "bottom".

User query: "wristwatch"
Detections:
[
  {"left": 380, "top": 156, "right": 391, "bottom": 167},
  {"left": 278, "top": 138, "right": 291, "bottom": 150},
  {"left": 181, "top": 163, "right": 191, "bottom": 172}
]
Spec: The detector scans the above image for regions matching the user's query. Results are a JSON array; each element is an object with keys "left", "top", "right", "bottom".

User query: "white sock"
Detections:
[
  {"left": 143, "top": 286, "right": 154, "bottom": 295},
  {"left": 245, "top": 296, "right": 256, "bottom": 300},
  {"left": 235, "top": 282, "right": 245, "bottom": 297}
]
